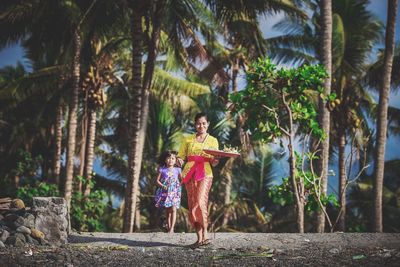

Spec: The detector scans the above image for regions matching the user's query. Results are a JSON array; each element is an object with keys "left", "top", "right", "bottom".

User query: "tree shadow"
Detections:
[{"left": 68, "top": 235, "right": 182, "bottom": 248}]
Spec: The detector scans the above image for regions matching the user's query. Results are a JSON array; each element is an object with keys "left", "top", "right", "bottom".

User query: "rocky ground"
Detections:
[{"left": 1, "top": 232, "right": 400, "bottom": 266}]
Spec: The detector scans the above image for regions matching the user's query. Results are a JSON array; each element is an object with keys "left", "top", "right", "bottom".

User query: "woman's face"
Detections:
[{"left": 195, "top": 116, "right": 209, "bottom": 135}]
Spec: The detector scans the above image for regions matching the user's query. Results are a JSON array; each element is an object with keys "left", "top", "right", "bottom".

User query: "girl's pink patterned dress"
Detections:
[{"left": 155, "top": 167, "right": 182, "bottom": 208}]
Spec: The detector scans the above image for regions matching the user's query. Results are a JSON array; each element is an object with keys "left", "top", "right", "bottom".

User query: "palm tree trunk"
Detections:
[
  {"left": 135, "top": 194, "right": 141, "bottom": 230},
  {"left": 316, "top": 0, "right": 332, "bottom": 233},
  {"left": 232, "top": 58, "right": 239, "bottom": 93},
  {"left": 64, "top": 28, "right": 81, "bottom": 208},
  {"left": 123, "top": 9, "right": 144, "bottom": 233},
  {"left": 373, "top": 0, "right": 398, "bottom": 233},
  {"left": 52, "top": 102, "right": 63, "bottom": 185},
  {"left": 337, "top": 122, "right": 346, "bottom": 231},
  {"left": 83, "top": 110, "right": 97, "bottom": 197},
  {"left": 79, "top": 111, "right": 88, "bottom": 177},
  {"left": 221, "top": 56, "right": 240, "bottom": 227},
  {"left": 78, "top": 113, "right": 87, "bottom": 193},
  {"left": 123, "top": 0, "right": 164, "bottom": 233}
]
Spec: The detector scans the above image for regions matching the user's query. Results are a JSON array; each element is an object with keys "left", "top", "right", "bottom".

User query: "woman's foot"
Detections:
[
  {"left": 189, "top": 240, "right": 201, "bottom": 249},
  {"left": 199, "top": 239, "right": 211, "bottom": 246}
]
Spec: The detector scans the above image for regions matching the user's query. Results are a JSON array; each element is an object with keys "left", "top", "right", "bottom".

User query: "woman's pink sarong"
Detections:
[{"left": 183, "top": 156, "right": 213, "bottom": 229}]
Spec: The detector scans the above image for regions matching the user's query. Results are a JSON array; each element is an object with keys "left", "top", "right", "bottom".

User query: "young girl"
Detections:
[{"left": 154, "top": 150, "right": 182, "bottom": 233}]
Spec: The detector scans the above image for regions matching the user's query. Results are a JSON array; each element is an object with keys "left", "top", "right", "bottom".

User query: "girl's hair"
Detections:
[
  {"left": 194, "top": 112, "right": 208, "bottom": 123},
  {"left": 158, "top": 150, "right": 178, "bottom": 166}
]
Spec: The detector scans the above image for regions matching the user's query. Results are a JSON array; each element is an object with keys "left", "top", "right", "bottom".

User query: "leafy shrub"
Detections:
[
  {"left": 70, "top": 175, "right": 108, "bottom": 232},
  {"left": 17, "top": 181, "right": 60, "bottom": 206}
]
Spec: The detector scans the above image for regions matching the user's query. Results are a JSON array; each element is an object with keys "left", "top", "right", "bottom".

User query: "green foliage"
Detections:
[
  {"left": 231, "top": 57, "right": 333, "bottom": 221},
  {"left": 268, "top": 178, "right": 294, "bottom": 206},
  {"left": 16, "top": 181, "right": 60, "bottom": 206},
  {"left": 70, "top": 175, "right": 108, "bottom": 232},
  {"left": 268, "top": 175, "right": 339, "bottom": 214},
  {"left": 13, "top": 149, "right": 43, "bottom": 177},
  {"left": 230, "top": 57, "right": 328, "bottom": 141}
]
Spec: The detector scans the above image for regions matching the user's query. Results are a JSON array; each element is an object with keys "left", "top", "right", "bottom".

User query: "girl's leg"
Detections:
[
  {"left": 168, "top": 207, "right": 177, "bottom": 233},
  {"left": 166, "top": 208, "right": 172, "bottom": 231}
]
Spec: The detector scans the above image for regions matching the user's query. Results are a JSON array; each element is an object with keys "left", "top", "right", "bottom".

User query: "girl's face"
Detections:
[
  {"left": 195, "top": 116, "right": 209, "bottom": 135},
  {"left": 165, "top": 154, "right": 176, "bottom": 167}
]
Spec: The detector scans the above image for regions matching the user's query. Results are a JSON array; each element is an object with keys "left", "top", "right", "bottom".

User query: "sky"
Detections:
[{"left": 0, "top": 1, "right": 399, "bottom": 193}]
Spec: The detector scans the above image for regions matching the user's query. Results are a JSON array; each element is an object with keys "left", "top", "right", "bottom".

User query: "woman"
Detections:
[{"left": 177, "top": 112, "right": 219, "bottom": 248}]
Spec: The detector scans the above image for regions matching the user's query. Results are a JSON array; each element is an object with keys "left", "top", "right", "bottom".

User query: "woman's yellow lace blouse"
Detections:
[{"left": 178, "top": 134, "right": 219, "bottom": 179}]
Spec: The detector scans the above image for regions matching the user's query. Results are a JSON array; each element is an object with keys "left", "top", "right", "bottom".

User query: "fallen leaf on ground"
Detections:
[{"left": 352, "top": 255, "right": 366, "bottom": 260}]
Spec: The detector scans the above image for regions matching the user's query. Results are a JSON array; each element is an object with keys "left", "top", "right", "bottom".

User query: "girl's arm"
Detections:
[{"left": 156, "top": 172, "right": 166, "bottom": 189}]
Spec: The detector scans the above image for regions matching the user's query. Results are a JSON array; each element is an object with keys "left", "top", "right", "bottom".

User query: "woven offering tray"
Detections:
[{"left": 203, "top": 149, "right": 240, "bottom": 158}]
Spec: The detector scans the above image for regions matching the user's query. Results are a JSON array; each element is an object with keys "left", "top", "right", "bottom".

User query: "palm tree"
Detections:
[
  {"left": 373, "top": 0, "right": 398, "bottom": 233},
  {"left": 326, "top": 0, "right": 383, "bottom": 232},
  {"left": 123, "top": 0, "right": 217, "bottom": 232},
  {"left": 315, "top": 0, "right": 333, "bottom": 233},
  {"left": 0, "top": 60, "right": 67, "bottom": 184}
]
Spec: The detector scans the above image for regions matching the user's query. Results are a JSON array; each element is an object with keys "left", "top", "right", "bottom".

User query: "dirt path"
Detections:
[
  {"left": 1, "top": 232, "right": 399, "bottom": 266},
  {"left": 68, "top": 232, "right": 400, "bottom": 249}
]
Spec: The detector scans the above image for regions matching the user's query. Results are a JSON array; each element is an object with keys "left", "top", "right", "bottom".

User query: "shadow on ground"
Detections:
[{"left": 68, "top": 235, "right": 181, "bottom": 248}]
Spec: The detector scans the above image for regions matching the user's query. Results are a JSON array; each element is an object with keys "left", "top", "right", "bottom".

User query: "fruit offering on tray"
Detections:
[
  {"left": 222, "top": 145, "right": 240, "bottom": 154},
  {"left": 203, "top": 145, "right": 240, "bottom": 158}
]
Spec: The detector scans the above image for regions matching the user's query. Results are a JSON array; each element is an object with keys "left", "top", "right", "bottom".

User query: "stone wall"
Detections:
[
  {"left": 0, "top": 197, "right": 69, "bottom": 247},
  {"left": 32, "top": 197, "right": 69, "bottom": 245}
]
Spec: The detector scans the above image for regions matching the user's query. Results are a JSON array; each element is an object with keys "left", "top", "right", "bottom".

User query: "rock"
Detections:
[
  {"left": 4, "top": 213, "right": 18, "bottom": 222},
  {"left": 25, "top": 234, "right": 40, "bottom": 245},
  {"left": 13, "top": 216, "right": 25, "bottom": 229},
  {"left": 15, "top": 232, "right": 26, "bottom": 242},
  {"left": 39, "top": 237, "right": 49, "bottom": 246},
  {"left": 5, "top": 235, "right": 25, "bottom": 247},
  {"left": 16, "top": 226, "right": 31, "bottom": 235},
  {"left": 31, "top": 229, "right": 45, "bottom": 239},
  {"left": 10, "top": 199, "right": 25, "bottom": 210},
  {"left": 32, "top": 197, "right": 69, "bottom": 245},
  {"left": 23, "top": 213, "right": 35, "bottom": 229},
  {"left": 329, "top": 248, "right": 340, "bottom": 254},
  {"left": 0, "top": 240, "right": 5, "bottom": 248},
  {"left": 0, "top": 229, "right": 10, "bottom": 242}
]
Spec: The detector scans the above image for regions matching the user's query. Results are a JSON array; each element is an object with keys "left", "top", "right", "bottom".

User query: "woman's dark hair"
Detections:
[
  {"left": 194, "top": 112, "right": 208, "bottom": 123},
  {"left": 158, "top": 150, "right": 178, "bottom": 166}
]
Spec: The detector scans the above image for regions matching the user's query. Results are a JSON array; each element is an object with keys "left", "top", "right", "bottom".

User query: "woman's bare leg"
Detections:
[
  {"left": 197, "top": 177, "right": 212, "bottom": 243},
  {"left": 195, "top": 222, "right": 203, "bottom": 243}
]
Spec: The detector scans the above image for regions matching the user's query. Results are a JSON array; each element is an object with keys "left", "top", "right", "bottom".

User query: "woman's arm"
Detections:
[
  {"left": 176, "top": 157, "right": 184, "bottom": 168},
  {"left": 210, "top": 136, "right": 219, "bottom": 166}
]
